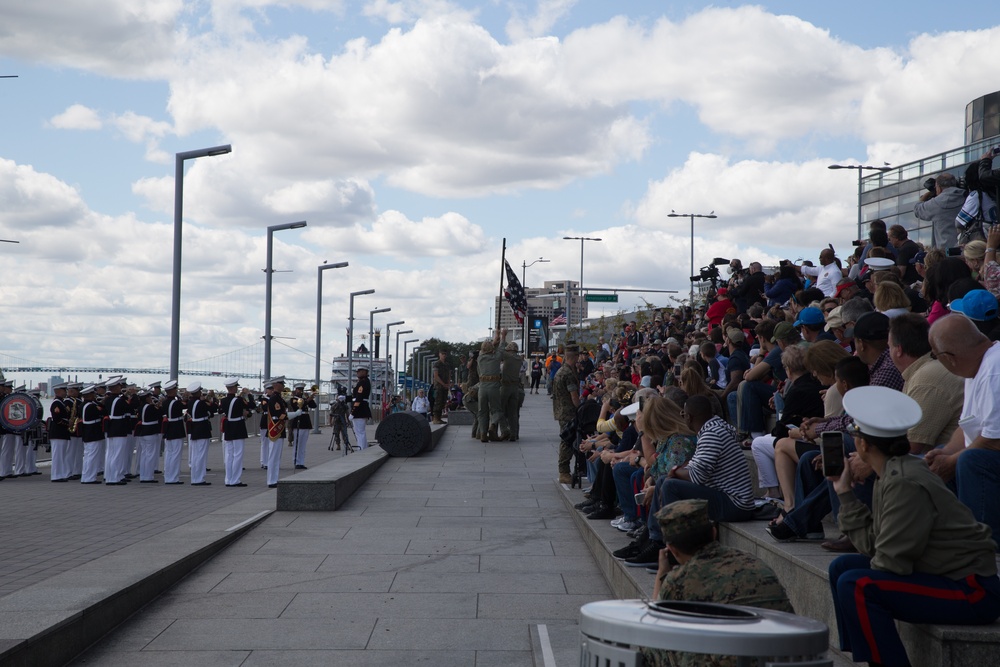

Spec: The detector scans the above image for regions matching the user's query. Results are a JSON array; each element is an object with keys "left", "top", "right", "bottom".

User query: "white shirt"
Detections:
[
  {"left": 411, "top": 395, "right": 430, "bottom": 414},
  {"left": 961, "top": 343, "right": 1000, "bottom": 446},
  {"left": 801, "top": 262, "right": 842, "bottom": 297}
]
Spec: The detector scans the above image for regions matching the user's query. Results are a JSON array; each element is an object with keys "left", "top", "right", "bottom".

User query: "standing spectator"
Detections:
[
  {"left": 529, "top": 356, "right": 543, "bottom": 394},
  {"left": 765, "top": 264, "right": 802, "bottom": 307},
  {"left": 888, "top": 224, "right": 922, "bottom": 284},
  {"left": 729, "top": 261, "right": 767, "bottom": 314},
  {"left": 552, "top": 344, "right": 580, "bottom": 485},
  {"left": 799, "top": 248, "right": 844, "bottom": 298},
  {"left": 410, "top": 388, "right": 430, "bottom": 420},
  {"left": 914, "top": 172, "right": 965, "bottom": 250}
]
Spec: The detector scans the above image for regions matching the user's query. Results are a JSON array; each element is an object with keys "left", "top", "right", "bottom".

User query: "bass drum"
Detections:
[{"left": 0, "top": 392, "right": 43, "bottom": 433}]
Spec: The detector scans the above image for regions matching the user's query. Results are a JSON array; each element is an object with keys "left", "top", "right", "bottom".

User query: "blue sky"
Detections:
[{"left": 1, "top": 0, "right": 998, "bottom": 388}]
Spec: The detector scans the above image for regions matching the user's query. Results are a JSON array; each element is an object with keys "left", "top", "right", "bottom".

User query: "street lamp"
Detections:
[
  {"left": 562, "top": 236, "right": 602, "bottom": 335},
  {"left": 369, "top": 307, "right": 391, "bottom": 400},
  {"left": 521, "top": 257, "right": 549, "bottom": 353},
  {"left": 347, "top": 289, "right": 375, "bottom": 396},
  {"left": 263, "top": 220, "right": 307, "bottom": 379},
  {"left": 667, "top": 211, "right": 717, "bottom": 307},
  {"left": 390, "top": 325, "right": 410, "bottom": 389},
  {"left": 403, "top": 338, "right": 419, "bottom": 393},
  {"left": 170, "top": 143, "right": 232, "bottom": 380},
  {"left": 313, "top": 261, "right": 349, "bottom": 433},
  {"left": 828, "top": 163, "right": 893, "bottom": 238}
]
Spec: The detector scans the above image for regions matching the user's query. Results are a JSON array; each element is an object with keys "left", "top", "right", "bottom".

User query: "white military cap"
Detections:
[
  {"left": 81, "top": 385, "right": 96, "bottom": 395},
  {"left": 842, "top": 386, "right": 921, "bottom": 439},
  {"left": 620, "top": 402, "right": 640, "bottom": 419},
  {"left": 263, "top": 381, "right": 274, "bottom": 390},
  {"left": 293, "top": 382, "right": 305, "bottom": 389},
  {"left": 148, "top": 381, "right": 162, "bottom": 388},
  {"left": 106, "top": 376, "right": 123, "bottom": 387},
  {"left": 864, "top": 257, "right": 895, "bottom": 272},
  {"left": 14, "top": 385, "right": 25, "bottom": 392},
  {"left": 266, "top": 375, "right": 286, "bottom": 385},
  {"left": 224, "top": 377, "right": 240, "bottom": 387},
  {"left": 52, "top": 382, "right": 68, "bottom": 390},
  {"left": 163, "top": 380, "right": 178, "bottom": 391},
  {"left": 187, "top": 381, "right": 202, "bottom": 393}
]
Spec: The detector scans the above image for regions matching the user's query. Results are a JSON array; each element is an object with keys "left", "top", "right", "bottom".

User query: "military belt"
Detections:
[{"left": 480, "top": 374, "right": 501, "bottom": 381}]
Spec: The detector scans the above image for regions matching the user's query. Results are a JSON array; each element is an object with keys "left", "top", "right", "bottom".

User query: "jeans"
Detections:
[
  {"left": 726, "top": 380, "right": 775, "bottom": 434},
  {"left": 956, "top": 447, "right": 1000, "bottom": 540},
  {"left": 613, "top": 462, "right": 640, "bottom": 521},
  {"left": 784, "top": 435, "right": 874, "bottom": 537},
  {"left": 647, "top": 478, "right": 755, "bottom": 542}
]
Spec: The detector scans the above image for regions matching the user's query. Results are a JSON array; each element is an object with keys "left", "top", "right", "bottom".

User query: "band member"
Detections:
[
  {"left": 135, "top": 391, "right": 161, "bottom": 483},
  {"left": 186, "top": 382, "right": 215, "bottom": 485},
  {"left": 259, "top": 382, "right": 273, "bottom": 468},
  {"left": 79, "top": 385, "right": 105, "bottom": 484},
  {"left": 351, "top": 368, "right": 372, "bottom": 449},
  {"left": 220, "top": 377, "right": 253, "bottom": 487},
  {"left": 22, "top": 388, "right": 43, "bottom": 476},
  {"left": 290, "top": 382, "right": 316, "bottom": 469},
  {"left": 49, "top": 382, "right": 72, "bottom": 482},
  {"left": 264, "top": 376, "right": 294, "bottom": 488},
  {"left": 103, "top": 377, "right": 132, "bottom": 485},
  {"left": 67, "top": 383, "right": 84, "bottom": 479},
  {"left": 162, "top": 380, "right": 186, "bottom": 484}
]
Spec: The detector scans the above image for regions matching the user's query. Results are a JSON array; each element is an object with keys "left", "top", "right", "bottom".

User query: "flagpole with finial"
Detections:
[{"left": 497, "top": 238, "right": 507, "bottom": 335}]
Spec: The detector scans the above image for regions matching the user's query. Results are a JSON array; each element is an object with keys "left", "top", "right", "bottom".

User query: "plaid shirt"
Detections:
[{"left": 816, "top": 347, "right": 904, "bottom": 433}]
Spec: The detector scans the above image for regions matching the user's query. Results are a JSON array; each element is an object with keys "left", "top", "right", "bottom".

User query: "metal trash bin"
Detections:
[{"left": 579, "top": 599, "right": 831, "bottom": 667}]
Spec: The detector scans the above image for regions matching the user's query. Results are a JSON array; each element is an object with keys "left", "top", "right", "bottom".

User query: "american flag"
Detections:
[
  {"left": 503, "top": 260, "right": 528, "bottom": 324},
  {"left": 552, "top": 312, "right": 567, "bottom": 326}
]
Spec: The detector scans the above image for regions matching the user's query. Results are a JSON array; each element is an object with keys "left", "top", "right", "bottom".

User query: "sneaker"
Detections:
[
  {"left": 624, "top": 541, "right": 664, "bottom": 567},
  {"left": 765, "top": 521, "right": 799, "bottom": 542},
  {"left": 613, "top": 540, "right": 645, "bottom": 560},
  {"left": 805, "top": 531, "right": 826, "bottom": 540},
  {"left": 627, "top": 524, "right": 648, "bottom": 540},
  {"left": 615, "top": 518, "right": 640, "bottom": 532},
  {"left": 558, "top": 473, "right": 572, "bottom": 485},
  {"left": 586, "top": 504, "right": 620, "bottom": 521},
  {"left": 574, "top": 499, "right": 597, "bottom": 510},
  {"left": 610, "top": 516, "right": 626, "bottom": 528},
  {"left": 644, "top": 565, "right": 659, "bottom": 574}
]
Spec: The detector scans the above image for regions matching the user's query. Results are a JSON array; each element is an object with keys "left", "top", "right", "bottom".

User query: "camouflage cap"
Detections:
[{"left": 655, "top": 498, "right": 712, "bottom": 543}]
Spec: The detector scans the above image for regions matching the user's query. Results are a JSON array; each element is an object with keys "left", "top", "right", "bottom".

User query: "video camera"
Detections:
[{"left": 689, "top": 258, "right": 731, "bottom": 286}]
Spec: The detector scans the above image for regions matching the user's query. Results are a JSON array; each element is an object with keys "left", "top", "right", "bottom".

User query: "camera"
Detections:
[
  {"left": 923, "top": 177, "right": 937, "bottom": 194},
  {"left": 690, "top": 264, "right": 721, "bottom": 283},
  {"left": 851, "top": 239, "right": 865, "bottom": 247}
]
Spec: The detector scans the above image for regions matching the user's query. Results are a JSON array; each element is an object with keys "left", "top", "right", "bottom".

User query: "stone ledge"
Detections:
[
  {"left": 0, "top": 494, "right": 274, "bottom": 667},
  {"left": 276, "top": 445, "right": 389, "bottom": 511}
]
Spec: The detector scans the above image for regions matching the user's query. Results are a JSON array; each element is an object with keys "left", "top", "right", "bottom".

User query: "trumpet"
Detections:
[{"left": 68, "top": 398, "right": 82, "bottom": 436}]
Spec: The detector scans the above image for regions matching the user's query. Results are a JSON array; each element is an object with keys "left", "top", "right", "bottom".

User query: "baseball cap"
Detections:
[
  {"left": 845, "top": 311, "right": 890, "bottom": 340},
  {"left": 793, "top": 307, "right": 825, "bottom": 327},
  {"left": 949, "top": 289, "right": 999, "bottom": 322},
  {"left": 771, "top": 321, "right": 795, "bottom": 342}
]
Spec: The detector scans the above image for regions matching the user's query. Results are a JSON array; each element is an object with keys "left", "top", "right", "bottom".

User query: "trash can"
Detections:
[{"left": 579, "top": 599, "right": 831, "bottom": 667}]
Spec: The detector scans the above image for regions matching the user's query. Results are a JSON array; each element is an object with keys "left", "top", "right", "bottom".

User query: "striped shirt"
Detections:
[{"left": 686, "top": 417, "right": 755, "bottom": 510}]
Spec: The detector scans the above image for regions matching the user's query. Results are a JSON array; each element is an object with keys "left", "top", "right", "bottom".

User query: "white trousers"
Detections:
[
  {"left": 50, "top": 438, "right": 71, "bottom": 480},
  {"left": 352, "top": 417, "right": 368, "bottom": 450},
  {"left": 292, "top": 429, "right": 309, "bottom": 466},
  {"left": 105, "top": 436, "right": 128, "bottom": 483},
  {"left": 260, "top": 429, "right": 268, "bottom": 466},
  {"left": 189, "top": 438, "right": 209, "bottom": 483},
  {"left": 224, "top": 438, "right": 245, "bottom": 485},
  {"left": 97, "top": 439, "right": 106, "bottom": 474},
  {"left": 13, "top": 436, "right": 28, "bottom": 475},
  {"left": 82, "top": 441, "right": 102, "bottom": 483},
  {"left": 163, "top": 438, "right": 184, "bottom": 483},
  {"left": 138, "top": 434, "right": 160, "bottom": 481},
  {"left": 750, "top": 435, "right": 779, "bottom": 489},
  {"left": 0, "top": 434, "right": 15, "bottom": 477},
  {"left": 266, "top": 435, "right": 283, "bottom": 485},
  {"left": 70, "top": 436, "right": 84, "bottom": 476},
  {"left": 125, "top": 434, "right": 137, "bottom": 476}
]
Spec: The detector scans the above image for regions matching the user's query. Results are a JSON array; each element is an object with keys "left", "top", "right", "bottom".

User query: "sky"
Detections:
[{"left": 2, "top": 0, "right": 999, "bottom": 389}]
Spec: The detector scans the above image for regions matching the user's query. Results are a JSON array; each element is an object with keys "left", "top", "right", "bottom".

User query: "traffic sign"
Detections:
[{"left": 585, "top": 294, "right": 618, "bottom": 303}]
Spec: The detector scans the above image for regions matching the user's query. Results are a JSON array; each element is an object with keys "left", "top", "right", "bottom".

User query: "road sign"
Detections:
[{"left": 585, "top": 294, "right": 618, "bottom": 303}]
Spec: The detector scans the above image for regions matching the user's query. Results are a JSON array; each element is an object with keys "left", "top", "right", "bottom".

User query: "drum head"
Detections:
[{"left": 0, "top": 392, "right": 43, "bottom": 432}]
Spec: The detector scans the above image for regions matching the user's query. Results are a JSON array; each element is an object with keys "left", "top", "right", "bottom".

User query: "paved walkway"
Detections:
[
  {"left": 73, "top": 393, "right": 607, "bottom": 666},
  {"left": 0, "top": 429, "right": 356, "bottom": 598}
]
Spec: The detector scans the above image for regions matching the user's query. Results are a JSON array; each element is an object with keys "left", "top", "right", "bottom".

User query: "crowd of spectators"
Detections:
[{"left": 561, "top": 151, "right": 1000, "bottom": 666}]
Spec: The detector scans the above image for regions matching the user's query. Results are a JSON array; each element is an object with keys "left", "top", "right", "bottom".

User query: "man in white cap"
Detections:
[
  {"left": 259, "top": 382, "right": 273, "bottom": 468},
  {"left": 48, "top": 382, "right": 72, "bottom": 482},
  {"left": 135, "top": 391, "right": 161, "bottom": 483},
  {"left": 289, "top": 382, "right": 316, "bottom": 469},
  {"left": 351, "top": 368, "right": 372, "bottom": 450},
  {"left": 220, "top": 377, "right": 254, "bottom": 487},
  {"left": 102, "top": 377, "right": 132, "bottom": 485},
  {"left": 264, "top": 376, "right": 296, "bottom": 487},
  {"left": 67, "top": 383, "right": 85, "bottom": 479},
  {"left": 161, "top": 380, "right": 186, "bottom": 484},
  {"left": 79, "top": 385, "right": 105, "bottom": 484},
  {"left": 186, "top": 382, "right": 214, "bottom": 485}
]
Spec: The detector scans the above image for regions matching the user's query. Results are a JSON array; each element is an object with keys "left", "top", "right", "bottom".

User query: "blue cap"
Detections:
[
  {"left": 793, "top": 306, "right": 825, "bottom": 327},
  {"left": 909, "top": 250, "right": 927, "bottom": 265},
  {"left": 949, "top": 290, "right": 999, "bottom": 322}
]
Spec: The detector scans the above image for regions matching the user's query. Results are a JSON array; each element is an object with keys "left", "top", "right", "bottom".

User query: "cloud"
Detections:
[
  {"left": 305, "top": 209, "right": 488, "bottom": 257},
  {"left": 362, "top": 0, "right": 471, "bottom": 24},
  {"left": 506, "top": 0, "right": 577, "bottom": 41},
  {"left": 48, "top": 104, "right": 103, "bottom": 130}
]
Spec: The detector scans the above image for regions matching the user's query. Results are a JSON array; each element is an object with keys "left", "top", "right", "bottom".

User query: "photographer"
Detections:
[
  {"left": 729, "top": 261, "right": 767, "bottom": 314},
  {"left": 914, "top": 172, "right": 965, "bottom": 250},
  {"left": 764, "top": 263, "right": 801, "bottom": 307}
]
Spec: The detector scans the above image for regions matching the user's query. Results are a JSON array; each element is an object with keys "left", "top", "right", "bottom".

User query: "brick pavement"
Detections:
[
  {"left": 71, "top": 394, "right": 606, "bottom": 666},
  {"left": 0, "top": 429, "right": 359, "bottom": 598}
]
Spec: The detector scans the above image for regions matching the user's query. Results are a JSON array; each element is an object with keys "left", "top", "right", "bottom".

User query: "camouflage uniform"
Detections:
[
  {"left": 551, "top": 360, "right": 579, "bottom": 475},
  {"left": 477, "top": 347, "right": 504, "bottom": 442},
  {"left": 642, "top": 500, "right": 793, "bottom": 667},
  {"left": 432, "top": 357, "right": 450, "bottom": 423},
  {"left": 499, "top": 348, "right": 523, "bottom": 441},
  {"left": 462, "top": 383, "right": 480, "bottom": 439}
]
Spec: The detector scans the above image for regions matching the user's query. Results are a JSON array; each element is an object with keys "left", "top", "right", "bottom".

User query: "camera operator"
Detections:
[
  {"left": 914, "top": 172, "right": 965, "bottom": 250},
  {"left": 729, "top": 261, "right": 766, "bottom": 314}
]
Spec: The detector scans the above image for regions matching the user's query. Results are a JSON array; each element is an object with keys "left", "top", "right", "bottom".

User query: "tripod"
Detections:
[{"left": 327, "top": 416, "right": 356, "bottom": 455}]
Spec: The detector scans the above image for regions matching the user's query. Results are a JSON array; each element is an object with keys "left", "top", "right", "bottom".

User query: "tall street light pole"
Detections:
[
  {"left": 667, "top": 211, "right": 716, "bottom": 307},
  {"left": 314, "top": 261, "right": 349, "bottom": 433},
  {"left": 521, "top": 257, "right": 549, "bottom": 354},
  {"left": 170, "top": 144, "right": 232, "bottom": 380},
  {"left": 347, "top": 289, "right": 375, "bottom": 396},
  {"left": 562, "top": 236, "right": 601, "bottom": 337},
  {"left": 403, "top": 339, "right": 419, "bottom": 394},
  {"left": 394, "top": 329, "right": 413, "bottom": 390},
  {"left": 369, "top": 307, "right": 391, "bottom": 402},
  {"left": 264, "top": 220, "right": 307, "bottom": 379},
  {"left": 828, "top": 163, "right": 892, "bottom": 239}
]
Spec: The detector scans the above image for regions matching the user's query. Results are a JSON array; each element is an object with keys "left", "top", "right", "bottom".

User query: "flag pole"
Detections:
[{"left": 497, "top": 238, "right": 507, "bottom": 334}]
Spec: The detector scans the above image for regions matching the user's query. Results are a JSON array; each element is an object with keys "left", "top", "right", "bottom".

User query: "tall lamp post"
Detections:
[
  {"left": 313, "top": 261, "right": 349, "bottom": 433},
  {"left": 368, "top": 307, "right": 391, "bottom": 403},
  {"left": 667, "top": 211, "right": 716, "bottom": 307},
  {"left": 403, "top": 339, "right": 419, "bottom": 394},
  {"left": 347, "top": 289, "right": 375, "bottom": 397},
  {"left": 521, "top": 257, "right": 549, "bottom": 353},
  {"left": 828, "top": 163, "right": 892, "bottom": 238},
  {"left": 562, "top": 236, "right": 601, "bottom": 335},
  {"left": 170, "top": 144, "right": 232, "bottom": 380},
  {"left": 384, "top": 320, "right": 405, "bottom": 389},
  {"left": 394, "top": 328, "right": 413, "bottom": 390},
  {"left": 263, "top": 220, "right": 307, "bottom": 379}
]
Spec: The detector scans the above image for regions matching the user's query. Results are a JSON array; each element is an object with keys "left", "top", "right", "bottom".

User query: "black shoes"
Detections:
[
  {"left": 268, "top": 483, "right": 277, "bottom": 488},
  {"left": 295, "top": 465, "right": 307, "bottom": 469},
  {"left": 140, "top": 479, "right": 159, "bottom": 483},
  {"left": 226, "top": 483, "right": 248, "bottom": 487},
  {"left": 624, "top": 540, "right": 664, "bottom": 567},
  {"left": 165, "top": 481, "right": 184, "bottom": 485},
  {"left": 586, "top": 503, "right": 620, "bottom": 521},
  {"left": 192, "top": 481, "right": 212, "bottom": 486}
]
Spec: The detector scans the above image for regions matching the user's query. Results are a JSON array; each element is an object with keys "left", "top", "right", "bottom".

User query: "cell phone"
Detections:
[
  {"left": 992, "top": 146, "right": 1000, "bottom": 156},
  {"left": 821, "top": 431, "right": 846, "bottom": 478},
  {"left": 673, "top": 363, "right": 682, "bottom": 376},
  {"left": 634, "top": 492, "right": 645, "bottom": 505},
  {"left": 638, "top": 396, "right": 646, "bottom": 412}
]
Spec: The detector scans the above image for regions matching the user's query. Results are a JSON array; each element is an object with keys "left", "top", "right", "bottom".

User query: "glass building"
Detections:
[{"left": 859, "top": 92, "right": 1000, "bottom": 244}]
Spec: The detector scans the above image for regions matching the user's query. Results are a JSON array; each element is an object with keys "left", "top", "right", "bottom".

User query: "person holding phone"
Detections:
[{"left": 827, "top": 386, "right": 1000, "bottom": 667}]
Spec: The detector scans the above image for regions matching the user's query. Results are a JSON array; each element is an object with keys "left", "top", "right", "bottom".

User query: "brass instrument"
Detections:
[{"left": 68, "top": 397, "right": 81, "bottom": 436}]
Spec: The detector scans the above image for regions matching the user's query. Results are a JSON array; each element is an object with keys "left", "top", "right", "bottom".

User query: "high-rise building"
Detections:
[
  {"left": 858, "top": 91, "right": 1000, "bottom": 245},
  {"left": 494, "top": 280, "right": 587, "bottom": 332}
]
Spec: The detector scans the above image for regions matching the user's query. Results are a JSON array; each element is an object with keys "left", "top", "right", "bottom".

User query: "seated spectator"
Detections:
[
  {"left": 698, "top": 341, "right": 725, "bottom": 390},
  {"left": 949, "top": 287, "right": 1000, "bottom": 340},
  {"left": 847, "top": 312, "right": 904, "bottom": 391},
  {"left": 749, "top": 343, "right": 828, "bottom": 501},
  {"left": 793, "top": 306, "right": 835, "bottom": 342},
  {"left": 873, "top": 281, "right": 911, "bottom": 319},
  {"left": 963, "top": 240, "right": 988, "bottom": 283},
  {"left": 923, "top": 256, "right": 972, "bottom": 324},
  {"left": 641, "top": 499, "right": 793, "bottom": 667},
  {"left": 927, "top": 314, "right": 1000, "bottom": 538},
  {"left": 828, "top": 386, "right": 1000, "bottom": 667},
  {"left": 764, "top": 264, "right": 801, "bottom": 307},
  {"left": 982, "top": 225, "right": 1000, "bottom": 298},
  {"left": 823, "top": 306, "right": 852, "bottom": 352},
  {"left": 888, "top": 224, "right": 922, "bottom": 284},
  {"left": 718, "top": 327, "right": 751, "bottom": 407},
  {"left": 727, "top": 319, "right": 785, "bottom": 439},
  {"left": 677, "top": 366, "right": 724, "bottom": 419},
  {"left": 914, "top": 171, "right": 965, "bottom": 249},
  {"left": 888, "top": 313, "right": 963, "bottom": 455},
  {"left": 705, "top": 288, "right": 735, "bottom": 329}
]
